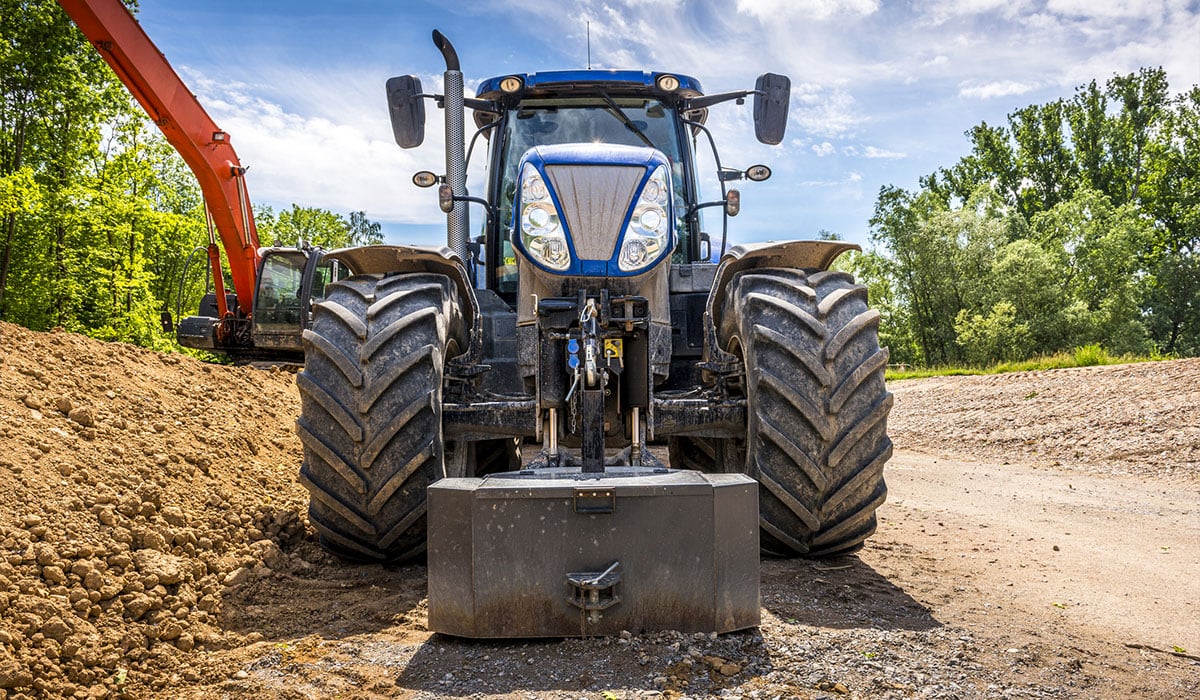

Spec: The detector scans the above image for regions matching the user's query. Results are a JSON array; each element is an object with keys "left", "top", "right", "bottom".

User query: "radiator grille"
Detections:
[{"left": 545, "top": 164, "right": 644, "bottom": 261}]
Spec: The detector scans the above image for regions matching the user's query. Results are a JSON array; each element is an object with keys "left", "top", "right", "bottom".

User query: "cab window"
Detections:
[
  {"left": 254, "top": 252, "right": 307, "bottom": 332},
  {"left": 310, "top": 258, "right": 347, "bottom": 303}
]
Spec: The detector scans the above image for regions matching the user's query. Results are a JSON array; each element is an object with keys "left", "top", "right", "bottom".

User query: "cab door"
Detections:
[{"left": 251, "top": 248, "right": 348, "bottom": 356}]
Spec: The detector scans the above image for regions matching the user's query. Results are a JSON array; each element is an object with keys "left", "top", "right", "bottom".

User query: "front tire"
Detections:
[
  {"left": 297, "top": 272, "right": 464, "bottom": 563},
  {"left": 720, "top": 268, "right": 892, "bottom": 557}
]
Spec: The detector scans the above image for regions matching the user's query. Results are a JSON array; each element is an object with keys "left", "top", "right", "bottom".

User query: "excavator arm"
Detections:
[{"left": 57, "top": 0, "right": 260, "bottom": 317}]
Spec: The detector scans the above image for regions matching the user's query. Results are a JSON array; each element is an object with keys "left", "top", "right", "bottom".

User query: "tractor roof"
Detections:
[{"left": 475, "top": 70, "right": 704, "bottom": 102}]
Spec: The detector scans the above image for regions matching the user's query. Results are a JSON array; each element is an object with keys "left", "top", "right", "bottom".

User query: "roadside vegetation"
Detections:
[
  {"left": 843, "top": 68, "right": 1199, "bottom": 367},
  {"left": 885, "top": 344, "right": 1164, "bottom": 381}
]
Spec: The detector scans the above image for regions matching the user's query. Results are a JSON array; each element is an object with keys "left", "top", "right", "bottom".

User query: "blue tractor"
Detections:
[{"left": 297, "top": 32, "right": 892, "bottom": 637}]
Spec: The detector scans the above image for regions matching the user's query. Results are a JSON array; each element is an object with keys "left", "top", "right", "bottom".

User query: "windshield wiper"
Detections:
[{"left": 598, "top": 92, "right": 656, "bottom": 149}]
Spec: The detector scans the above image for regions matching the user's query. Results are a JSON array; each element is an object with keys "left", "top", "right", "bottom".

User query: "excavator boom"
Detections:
[{"left": 57, "top": 0, "right": 260, "bottom": 316}]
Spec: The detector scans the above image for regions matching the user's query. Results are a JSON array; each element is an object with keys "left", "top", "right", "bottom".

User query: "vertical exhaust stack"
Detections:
[{"left": 433, "top": 30, "right": 468, "bottom": 261}]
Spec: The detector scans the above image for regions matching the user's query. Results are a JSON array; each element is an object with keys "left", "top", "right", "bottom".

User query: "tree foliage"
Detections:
[
  {"left": 256, "top": 204, "right": 383, "bottom": 250},
  {"left": 864, "top": 67, "right": 1199, "bottom": 365}
]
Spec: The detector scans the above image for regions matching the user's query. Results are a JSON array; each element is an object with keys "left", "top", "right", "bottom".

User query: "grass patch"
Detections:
[{"left": 886, "top": 346, "right": 1162, "bottom": 381}]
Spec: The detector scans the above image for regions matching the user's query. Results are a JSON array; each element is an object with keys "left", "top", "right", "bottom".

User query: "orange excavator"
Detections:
[{"left": 57, "top": 0, "right": 345, "bottom": 360}]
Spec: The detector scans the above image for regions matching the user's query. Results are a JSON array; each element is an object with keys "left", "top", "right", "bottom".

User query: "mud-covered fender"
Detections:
[
  {"left": 322, "top": 244, "right": 483, "bottom": 370},
  {"left": 702, "top": 240, "right": 859, "bottom": 373}
]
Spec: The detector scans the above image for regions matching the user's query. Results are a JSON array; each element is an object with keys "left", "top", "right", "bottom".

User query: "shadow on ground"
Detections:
[
  {"left": 761, "top": 554, "right": 940, "bottom": 631},
  {"left": 217, "top": 538, "right": 428, "bottom": 641}
]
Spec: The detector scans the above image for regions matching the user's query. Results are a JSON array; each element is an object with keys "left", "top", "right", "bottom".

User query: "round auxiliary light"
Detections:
[
  {"left": 527, "top": 206, "right": 550, "bottom": 229},
  {"left": 746, "top": 164, "right": 772, "bottom": 182},
  {"left": 412, "top": 171, "right": 439, "bottom": 188},
  {"left": 523, "top": 176, "right": 548, "bottom": 201},
  {"left": 500, "top": 76, "right": 523, "bottom": 93},
  {"left": 656, "top": 75, "right": 680, "bottom": 92},
  {"left": 642, "top": 178, "right": 663, "bottom": 203}
]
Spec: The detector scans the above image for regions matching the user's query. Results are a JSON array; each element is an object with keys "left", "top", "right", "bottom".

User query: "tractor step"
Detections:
[{"left": 427, "top": 468, "right": 760, "bottom": 638}]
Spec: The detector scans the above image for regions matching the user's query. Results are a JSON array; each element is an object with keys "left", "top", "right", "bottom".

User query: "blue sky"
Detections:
[{"left": 131, "top": 0, "right": 1200, "bottom": 250}]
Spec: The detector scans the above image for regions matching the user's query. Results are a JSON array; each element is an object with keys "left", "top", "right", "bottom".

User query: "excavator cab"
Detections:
[{"left": 249, "top": 248, "right": 347, "bottom": 356}]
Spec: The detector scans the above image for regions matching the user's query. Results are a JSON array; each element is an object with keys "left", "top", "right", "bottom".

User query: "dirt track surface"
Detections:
[{"left": 0, "top": 321, "right": 1197, "bottom": 699}]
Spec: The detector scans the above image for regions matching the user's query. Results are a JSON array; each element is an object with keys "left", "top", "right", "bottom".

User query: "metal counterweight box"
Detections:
[{"left": 427, "top": 469, "right": 760, "bottom": 638}]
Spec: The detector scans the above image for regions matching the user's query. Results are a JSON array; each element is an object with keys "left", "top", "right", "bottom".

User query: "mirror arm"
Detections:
[
  {"left": 687, "top": 200, "right": 729, "bottom": 215},
  {"left": 682, "top": 117, "right": 732, "bottom": 258},
  {"left": 464, "top": 97, "right": 500, "bottom": 113},
  {"left": 422, "top": 94, "right": 498, "bottom": 113},
  {"left": 682, "top": 89, "right": 756, "bottom": 111},
  {"left": 466, "top": 121, "right": 501, "bottom": 171},
  {"left": 441, "top": 188, "right": 499, "bottom": 226}
]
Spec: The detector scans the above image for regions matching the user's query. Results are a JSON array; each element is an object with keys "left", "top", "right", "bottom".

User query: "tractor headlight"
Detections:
[
  {"left": 618, "top": 165, "right": 671, "bottom": 272},
  {"left": 518, "top": 163, "right": 570, "bottom": 271}
]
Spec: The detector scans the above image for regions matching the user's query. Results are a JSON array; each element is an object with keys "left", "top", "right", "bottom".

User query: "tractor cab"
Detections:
[
  {"left": 476, "top": 72, "right": 704, "bottom": 300},
  {"left": 395, "top": 69, "right": 785, "bottom": 303}
]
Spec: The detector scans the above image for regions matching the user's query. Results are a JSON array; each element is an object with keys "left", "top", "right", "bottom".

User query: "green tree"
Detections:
[
  {"left": 258, "top": 204, "right": 383, "bottom": 249},
  {"left": 986, "top": 239, "right": 1088, "bottom": 352},
  {"left": 870, "top": 67, "right": 1197, "bottom": 365},
  {"left": 1140, "top": 85, "right": 1200, "bottom": 354},
  {"left": 0, "top": 0, "right": 122, "bottom": 322},
  {"left": 1009, "top": 100, "right": 1076, "bottom": 216},
  {"left": 1107, "top": 67, "right": 1170, "bottom": 207},
  {"left": 348, "top": 210, "right": 384, "bottom": 247},
  {"left": 954, "top": 301, "right": 1032, "bottom": 365},
  {"left": 1031, "top": 188, "right": 1151, "bottom": 353},
  {"left": 869, "top": 184, "right": 1010, "bottom": 365}
]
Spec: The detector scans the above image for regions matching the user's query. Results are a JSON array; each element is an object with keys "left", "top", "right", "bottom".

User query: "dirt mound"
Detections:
[
  {"left": 889, "top": 359, "right": 1200, "bottom": 481},
  {"left": 0, "top": 322, "right": 310, "bottom": 697}
]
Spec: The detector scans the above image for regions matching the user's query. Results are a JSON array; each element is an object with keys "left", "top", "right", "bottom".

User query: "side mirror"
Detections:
[
  {"left": 386, "top": 75, "right": 426, "bottom": 148},
  {"left": 753, "top": 73, "right": 790, "bottom": 145}
]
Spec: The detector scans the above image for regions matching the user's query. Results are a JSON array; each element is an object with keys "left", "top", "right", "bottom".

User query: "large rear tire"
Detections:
[
  {"left": 297, "top": 272, "right": 464, "bottom": 563},
  {"left": 719, "top": 268, "right": 892, "bottom": 557}
]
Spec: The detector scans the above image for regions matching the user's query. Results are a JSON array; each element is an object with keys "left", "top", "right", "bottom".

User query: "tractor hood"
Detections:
[{"left": 511, "top": 143, "right": 675, "bottom": 279}]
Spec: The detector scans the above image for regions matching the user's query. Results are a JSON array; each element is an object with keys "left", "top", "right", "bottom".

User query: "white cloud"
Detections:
[
  {"left": 183, "top": 68, "right": 451, "bottom": 228},
  {"left": 863, "top": 146, "right": 907, "bottom": 159},
  {"left": 798, "top": 171, "right": 863, "bottom": 187},
  {"left": 736, "top": 0, "right": 879, "bottom": 21},
  {"left": 958, "top": 80, "right": 1039, "bottom": 99},
  {"left": 922, "top": 0, "right": 1035, "bottom": 24},
  {"left": 1046, "top": 0, "right": 1168, "bottom": 20},
  {"left": 812, "top": 142, "right": 836, "bottom": 157},
  {"left": 791, "top": 86, "right": 864, "bottom": 138}
]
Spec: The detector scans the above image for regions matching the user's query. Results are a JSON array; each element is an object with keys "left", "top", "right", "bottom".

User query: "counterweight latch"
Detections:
[{"left": 566, "top": 561, "right": 623, "bottom": 627}]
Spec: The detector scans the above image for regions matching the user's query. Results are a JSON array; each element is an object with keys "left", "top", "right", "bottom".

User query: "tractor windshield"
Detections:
[{"left": 493, "top": 97, "right": 691, "bottom": 292}]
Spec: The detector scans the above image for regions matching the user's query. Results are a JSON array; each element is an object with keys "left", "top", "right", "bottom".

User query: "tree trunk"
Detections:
[{"left": 0, "top": 212, "right": 16, "bottom": 319}]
